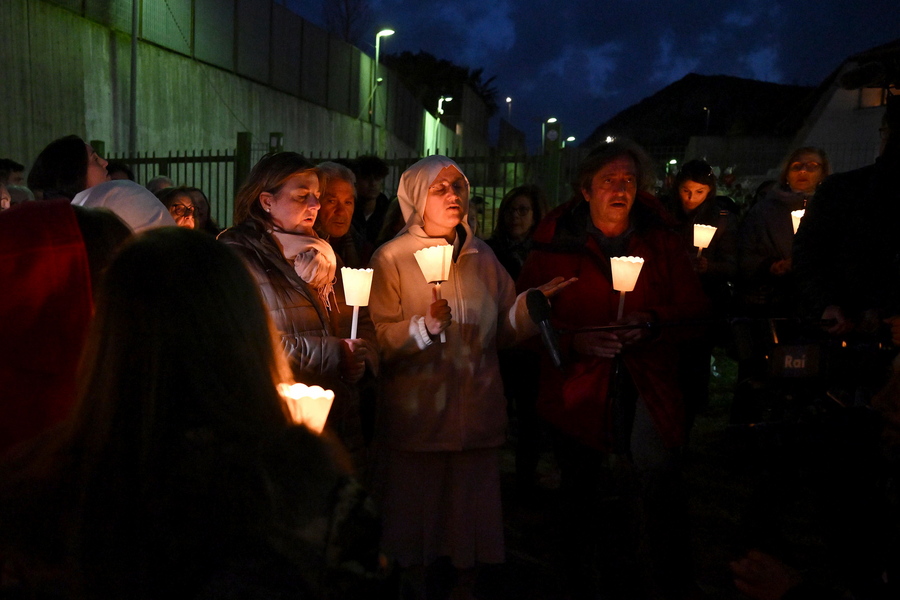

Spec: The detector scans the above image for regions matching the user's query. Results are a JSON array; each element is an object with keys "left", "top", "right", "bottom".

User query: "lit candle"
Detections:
[
  {"left": 340, "top": 267, "right": 373, "bottom": 339},
  {"left": 610, "top": 256, "right": 645, "bottom": 320},
  {"left": 278, "top": 383, "right": 335, "bottom": 434},
  {"left": 693, "top": 224, "right": 717, "bottom": 258},
  {"left": 791, "top": 209, "right": 805, "bottom": 234},
  {"left": 414, "top": 244, "right": 453, "bottom": 343}
]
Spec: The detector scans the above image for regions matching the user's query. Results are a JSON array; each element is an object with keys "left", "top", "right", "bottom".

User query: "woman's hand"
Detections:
[
  {"left": 536, "top": 276, "right": 578, "bottom": 298},
  {"left": 340, "top": 338, "right": 369, "bottom": 383},
  {"left": 424, "top": 286, "right": 452, "bottom": 337}
]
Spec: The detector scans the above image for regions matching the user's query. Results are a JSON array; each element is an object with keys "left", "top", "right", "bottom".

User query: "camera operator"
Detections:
[{"left": 793, "top": 93, "right": 900, "bottom": 341}]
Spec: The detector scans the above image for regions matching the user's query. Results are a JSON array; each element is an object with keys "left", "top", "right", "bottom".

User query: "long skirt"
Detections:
[{"left": 377, "top": 446, "right": 504, "bottom": 569}]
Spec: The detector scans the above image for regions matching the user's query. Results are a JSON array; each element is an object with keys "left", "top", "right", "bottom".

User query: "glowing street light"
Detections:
[
  {"left": 370, "top": 28, "right": 395, "bottom": 153},
  {"left": 547, "top": 117, "right": 558, "bottom": 124},
  {"left": 506, "top": 96, "right": 512, "bottom": 121},
  {"left": 438, "top": 95, "right": 453, "bottom": 115}
]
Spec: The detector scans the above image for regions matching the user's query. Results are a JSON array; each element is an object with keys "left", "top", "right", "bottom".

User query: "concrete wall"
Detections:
[{"left": 2, "top": 0, "right": 464, "bottom": 168}]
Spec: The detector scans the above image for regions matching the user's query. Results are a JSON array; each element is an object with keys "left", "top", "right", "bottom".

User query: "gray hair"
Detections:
[{"left": 316, "top": 161, "right": 356, "bottom": 189}]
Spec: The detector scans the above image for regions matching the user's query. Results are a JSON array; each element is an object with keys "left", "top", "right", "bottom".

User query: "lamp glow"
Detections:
[
  {"left": 414, "top": 244, "right": 454, "bottom": 343},
  {"left": 341, "top": 267, "right": 374, "bottom": 339},
  {"left": 693, "top": 224, "right": 717, "bottom": 257},
  {"left": 278, "top": 383, "right": 334, "bottom": 434},
  {"left": 791, "top": 209, "right": 805, "bottom": 234},
  {"left": 610, "top": 256, "right": 645, "bottom": 320}
]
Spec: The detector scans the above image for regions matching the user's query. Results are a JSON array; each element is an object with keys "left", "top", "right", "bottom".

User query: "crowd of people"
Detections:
[{"left": 1, "top": 99, "right": 899, "bottom": 600}]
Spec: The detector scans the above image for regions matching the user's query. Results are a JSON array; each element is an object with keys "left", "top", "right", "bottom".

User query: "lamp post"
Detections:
[
  {"left": 703, "top": 106, "right": 710, "bottom": 135},
  {"left": 563, "top": 135, "right": 575, "bottom": 148},
  {"left": 370, "top": 28, "right": 394, "bottom": 154},
  {"left": 435, "top": 96, "right": 453, "bottom": 153},
  {"left": 506, "top": 96, "right": 512, "bottom": 121}
]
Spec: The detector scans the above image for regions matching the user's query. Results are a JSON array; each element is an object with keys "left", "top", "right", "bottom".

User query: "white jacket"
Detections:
[{"left": 368, "top": 224, "right": 534, "bottom": 452}]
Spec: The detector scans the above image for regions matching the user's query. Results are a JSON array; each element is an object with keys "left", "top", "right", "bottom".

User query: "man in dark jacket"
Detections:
[{"left": 518, "top": 141, "right": 709, "bottom": 600}]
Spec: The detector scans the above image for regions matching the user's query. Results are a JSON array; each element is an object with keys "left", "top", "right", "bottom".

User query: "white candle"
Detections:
[
  {"left": 791, "top": 209, "right": 805, "bottom": 234},
  {"left": 693, "top": 224, "right": 717, "bottom": 257},
  {"left": 414, "top": 244, "right": 454, "bottom": 343},
  {"left": 277, "top": 383, "right": 335, "bottom": 434},
  {"left": 610, "top": 256, "right": 645, "bottom": 320},
  {"left": 341, "top": 267, "right": 374, "bottom": 339}
]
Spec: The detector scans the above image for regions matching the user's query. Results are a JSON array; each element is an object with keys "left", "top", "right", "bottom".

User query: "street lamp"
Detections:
[
  {"left": 703, "top": 106, "right": 710, "bottom": 135},
  {"left": 563, "top": 135, "right": 575, "bottom": 148},
  {"left": 506, "top": 96, "right": 512, "bottom": 121},
  {"left": 438, "top": 95, "right": 453, "bottom": 115},
  {"left": 371, "top": 28, "right": 395, "bottom": 153}
]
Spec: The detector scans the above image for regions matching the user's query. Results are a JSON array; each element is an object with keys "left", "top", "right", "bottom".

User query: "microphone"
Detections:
[{"left": 526, "top": 288, "right": 563, "bottom": 369}]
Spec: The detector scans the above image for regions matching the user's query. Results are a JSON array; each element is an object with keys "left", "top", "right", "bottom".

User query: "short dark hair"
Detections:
[
  {"left": 106, "top": 160, "right": 135, "bottom": 181},
  {"left": 27, "top": 135, "right": 88, "bottom": 200},
  {"left": 574, "top": 140, "right": 655, "bottom": 198},
  {"left": 0, "top": 158, "right": 25, "bottom": 184},
  {"left": 353, "top": 155, "right": 389, "bottom": 180}
]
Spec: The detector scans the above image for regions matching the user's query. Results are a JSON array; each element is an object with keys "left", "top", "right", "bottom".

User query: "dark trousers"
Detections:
[{"left": 552, "top": 399, "right": 693, "bottom": 600}]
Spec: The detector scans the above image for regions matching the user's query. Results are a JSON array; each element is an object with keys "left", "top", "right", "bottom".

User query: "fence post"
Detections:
[{"left": 235, "top": 132, "right": 252, "bottom": 192}]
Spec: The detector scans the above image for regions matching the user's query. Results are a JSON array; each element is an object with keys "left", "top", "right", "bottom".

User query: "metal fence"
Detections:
[{"left": 107, "top": 148, "right": 238, "bottom": 229}]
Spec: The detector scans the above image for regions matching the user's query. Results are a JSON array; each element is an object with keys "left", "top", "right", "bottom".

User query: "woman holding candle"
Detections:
[
  {"left": 738, "top": 147, "right": 831, "bottom": 317},
  {"left": 518, "top": 142, "right": 708, "bottom": 600},
  {"left": 367, "top": 155, "right": 571, "bottom": 598},
  {"left": 219, "top": 152, "right": 376, "bottom": 459},
  {"left": 663, "top": 160, "right": 739, "bottom": 435},
  {"left": 0, "top": 228, "right": 385, "bottom": 598}
]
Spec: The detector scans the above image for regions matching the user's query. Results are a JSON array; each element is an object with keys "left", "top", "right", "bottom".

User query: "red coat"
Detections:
[{"left": 518, "top": 195, "right": 709, "bottom": 451}]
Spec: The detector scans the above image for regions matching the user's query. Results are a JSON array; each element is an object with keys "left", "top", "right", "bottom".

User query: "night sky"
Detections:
[{"left": 293, "top": 1, "right": 900, "bottom": 150}]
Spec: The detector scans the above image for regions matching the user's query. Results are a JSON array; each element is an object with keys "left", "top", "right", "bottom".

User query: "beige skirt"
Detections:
[{"left": 377, "top": 446, "right": 504, "bottom": 569}]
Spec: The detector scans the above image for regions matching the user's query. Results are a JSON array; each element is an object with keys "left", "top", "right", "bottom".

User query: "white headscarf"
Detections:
[
  {"left": 397, "top": 155, "right": 470, "bottom": 236},
  {"left": 72, "top": 180, "right": 176, "bottom": 232}
]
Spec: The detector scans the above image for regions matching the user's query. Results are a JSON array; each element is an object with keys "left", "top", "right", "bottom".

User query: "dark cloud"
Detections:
[{"left": 305, "top": 0, "right": 900, "bottom": 150}]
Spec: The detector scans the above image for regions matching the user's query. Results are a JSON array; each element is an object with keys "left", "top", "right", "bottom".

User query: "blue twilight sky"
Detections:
[{"left": 292, "top": 0, "right": 900, "bottom": 150}]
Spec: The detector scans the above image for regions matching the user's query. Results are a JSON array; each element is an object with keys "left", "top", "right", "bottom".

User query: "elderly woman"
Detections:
[
  {"left": 368, "top": 155, "right": 570, "bottom": 597},
  {"left": 27, "top": 135, "right": 111, "bottom": 201},
  {"left": 739, "top": 146, "right": 831, "bottom": 316},
  {"left": 219, "top": 152, "right": 374, "bottom": 457}
]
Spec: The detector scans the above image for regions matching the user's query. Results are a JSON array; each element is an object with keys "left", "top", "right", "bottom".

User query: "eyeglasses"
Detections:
[
  {"left": 428, "top": 180, "right": 469, "bottom": 197},
  {"left": 509, "top": 206, "right": 532, "bottom": 216},
  {"left": 789, "top": 162, "right": 822, "bottom": 173},
  {"left": 169, "top": 203, "right": 195, "bottom": 218}
]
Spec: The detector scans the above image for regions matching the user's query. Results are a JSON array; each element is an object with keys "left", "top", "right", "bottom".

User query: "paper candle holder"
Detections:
[
  {"left": 693, "top": 224, "right": 717, "bottom": 257},
  {"left": 414, "top": 244, "right": 453, "bottom": 284},
  {"left": 414, "top": 244, "right": 453, "bottom": 344},
  {"left": 278, "top": 383, "right": 335, "bottom": 434},
  {"left": 610, "top": 256, "right": 645, "bottom": 321},
  {"left": 791, "top": 209, "right": 805, "bottom": 234},
  {"left": 341, "top": 267, "right": 373, "bottom": 306},
  {"left": 610, "top": 256, "right": 644, "bottom": 293}
]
